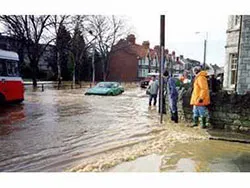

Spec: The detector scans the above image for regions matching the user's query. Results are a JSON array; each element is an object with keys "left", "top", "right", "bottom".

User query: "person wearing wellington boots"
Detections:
[
  {"left": 163, "top": 70, "right": 179, "bottom": 123},
  {"left": 190, "top": 66, "right": 210, "bottom": 128}
]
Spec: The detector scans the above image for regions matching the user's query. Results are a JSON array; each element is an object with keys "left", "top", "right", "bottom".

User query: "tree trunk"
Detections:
[
  {"left": 102, "top": 59, "right": 106, "bottom": 81},
  {"left": 92, "top": 49, "right": 95, "bottom": 84},
  {"left": 32, "top": 67, "right": 38, "bottom": 87},
  {"left": 57, "top": 51, "right": 62, "bottom": 85}
]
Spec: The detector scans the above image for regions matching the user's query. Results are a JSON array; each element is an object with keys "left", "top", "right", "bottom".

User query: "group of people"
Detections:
[{"left": 146, "top": 66, "right": 211, "bottom": 129}]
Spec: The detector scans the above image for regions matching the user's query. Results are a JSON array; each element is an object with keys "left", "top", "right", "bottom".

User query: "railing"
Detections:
[
  {"left": 23, "top": 81, "right": 91, "bottom": 92},
  {"left": 23, "top": 81, "right": 140, "bottom": 92}
]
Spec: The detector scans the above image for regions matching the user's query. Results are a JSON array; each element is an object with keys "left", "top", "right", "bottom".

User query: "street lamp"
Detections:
[{"left": 195, "top": 32, "right": 208, "bottom": 69}]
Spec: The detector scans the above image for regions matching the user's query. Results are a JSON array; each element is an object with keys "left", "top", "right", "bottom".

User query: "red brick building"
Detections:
[
  {"left": 107, "top": 34, "right": 188, "bottom": 82},
  {"left": 108, "top": 34, "right": 162, "bottom": 82}
]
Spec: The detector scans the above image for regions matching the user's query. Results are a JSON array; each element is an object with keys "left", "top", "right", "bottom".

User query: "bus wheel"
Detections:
[{"left": 0, "top": 93, "right": 6, "bottom": 105}]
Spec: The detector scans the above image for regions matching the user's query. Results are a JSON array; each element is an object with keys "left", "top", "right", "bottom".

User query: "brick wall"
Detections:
[
  {"left": 176, "top": 88, "right": 250, "bottom": 133},
  {"left": 237, "top": 15, "right": 250, "bottom": 94},
  {"left": 108, "top": 50, "right": 139, "bottom": 82}
]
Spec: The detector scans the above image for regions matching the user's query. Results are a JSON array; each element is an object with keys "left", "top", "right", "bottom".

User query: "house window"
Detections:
[
  {"left": 138, "top": 69, "right": 143, "bottom": 77},
  {"left": 152, "top": 58, "right": 157, "bottom": 66},
  {"left": 145, "top": 57, "right": 149, "bottom": 65},
  {"left": 230, "top": 53, "right": 238, "bottom": 85},
  {"left": 142, "top": 68, "right": 149, "bottom": 77},
  {"left": 138, "top": 59, "right": 141, "bottom": 65}
]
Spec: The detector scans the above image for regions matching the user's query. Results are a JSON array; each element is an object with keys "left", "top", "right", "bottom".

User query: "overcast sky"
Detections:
[
  {"left": 127, "top": 14, "right": 228, "bottom": 67},
  {"left": 1, "top": 0, "right": 247, "bottom": 68}
]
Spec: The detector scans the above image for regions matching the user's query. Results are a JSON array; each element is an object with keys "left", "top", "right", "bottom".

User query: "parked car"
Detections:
[
  {"left": 140, "top": 77, "right": 151, "bottom": 88},
  {"left": 140, "top": 73, "right": 159, "bottom": 89},
  {"left": 85, "top": 82, "right": 124, "bottom": 96}
]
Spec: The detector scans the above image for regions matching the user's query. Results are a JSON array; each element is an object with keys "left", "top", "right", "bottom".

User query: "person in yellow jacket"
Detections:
[{"left": 190, "top": 66, "right": 210, "bottom": 128}]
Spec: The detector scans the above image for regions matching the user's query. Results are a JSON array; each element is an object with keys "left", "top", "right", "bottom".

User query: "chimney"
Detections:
[
  {"left": 176, "top": 57, "right": 180, "bottom": 62},
  {"left": 142, "top": 41, "right": 150, "bottom": 49},
  {"left": 154, "top": 45, "right": 160, "bottom": 51},
  {"left": 127, "top": 34, "right": 136, "bottom": 45}
]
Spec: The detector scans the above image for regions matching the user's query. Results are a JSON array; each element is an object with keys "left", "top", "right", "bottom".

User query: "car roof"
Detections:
[
  {"left": 147, "top": 72, "right": 159, "bottom": 76},
  {"left": 98, "top": 82, "right": 119, "bottom": 84}
]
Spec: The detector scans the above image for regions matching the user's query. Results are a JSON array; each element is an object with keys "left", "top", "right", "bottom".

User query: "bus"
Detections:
[{"left": 0, "top": 49, "right": 24, "bottom": 104}]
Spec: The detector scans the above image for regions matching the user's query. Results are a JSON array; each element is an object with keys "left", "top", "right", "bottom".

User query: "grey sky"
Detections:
[
  {"left": 127, "top": 14, "right": 228, "bottom": 67},
  {"left": 0, "top": 0, "right": 233, "bottom": 67}
]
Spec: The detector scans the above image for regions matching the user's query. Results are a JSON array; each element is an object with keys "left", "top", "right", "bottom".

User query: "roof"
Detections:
[
  {"left": 0, "top": 49, "right": 19, "bottom": 61},
  {"left": 113, "top": 36, "right": 201, "bottom": 66}
]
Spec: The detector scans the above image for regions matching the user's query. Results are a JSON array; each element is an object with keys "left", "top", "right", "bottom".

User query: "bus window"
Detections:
[
  {"left": 6, "top": 60, "right": 18, "bottom": 76},
  {"left": 0, "top": 59, "right": 7, "bottom": 76}
]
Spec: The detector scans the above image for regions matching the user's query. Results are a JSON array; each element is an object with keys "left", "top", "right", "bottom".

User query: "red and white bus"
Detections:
[{"left": 0, "top": 49, "right": 24, "bottom": 104}]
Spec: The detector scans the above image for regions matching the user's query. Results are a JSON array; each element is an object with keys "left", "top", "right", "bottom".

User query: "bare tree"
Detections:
[
  {"left": 86, "top": 15, "right": 129, "bottom": 81},
  {"left": 0, "top": 15, "right": 53, "bottom": 87},
  {"left": 68, "top": 15, "right": 98, "bottom": 84},
  {"left": 49, "top": 15, "right": 71, "bottom": 84}
]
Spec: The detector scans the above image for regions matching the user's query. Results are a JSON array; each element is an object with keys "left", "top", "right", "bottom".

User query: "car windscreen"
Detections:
[{"left": 97, "top": 83, "right": 116, "bottom": 88}]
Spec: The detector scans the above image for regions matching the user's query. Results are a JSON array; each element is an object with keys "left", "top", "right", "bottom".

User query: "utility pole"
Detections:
[
  {"left": 195, "top": 32, "right": 208, "bottom": 70},
  {"left": 159, "top": 15, "right": 165, "bottom": 123},
  {"left": 203, "top": 32, "right": 208, "bottom": 69}
]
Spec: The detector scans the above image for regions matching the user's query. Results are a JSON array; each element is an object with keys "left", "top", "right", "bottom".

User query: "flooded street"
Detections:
[{"left": 1, "top": 87, "right": 250, "bottom": 172}]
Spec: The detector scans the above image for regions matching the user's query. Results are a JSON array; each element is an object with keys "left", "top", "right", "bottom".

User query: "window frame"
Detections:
[{"left": 229, "top": 53, "right": 238, "bottom": 85}]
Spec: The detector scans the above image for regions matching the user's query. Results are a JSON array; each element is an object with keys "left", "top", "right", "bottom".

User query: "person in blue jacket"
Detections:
[{"left": 163, "top": 70, "right": 179, "bottom": 123}]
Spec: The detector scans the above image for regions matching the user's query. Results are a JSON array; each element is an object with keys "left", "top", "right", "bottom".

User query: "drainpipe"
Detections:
[{"left": 235, "top": 15, "right": 243, "bottom": 93}]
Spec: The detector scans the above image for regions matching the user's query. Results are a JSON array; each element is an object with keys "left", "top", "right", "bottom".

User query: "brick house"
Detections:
[
  {"left": 108, "top": 34, "right": 171, "bottom": 82},
  {"left": 108, "top": 34, "right": 203, "bottom": 82}
]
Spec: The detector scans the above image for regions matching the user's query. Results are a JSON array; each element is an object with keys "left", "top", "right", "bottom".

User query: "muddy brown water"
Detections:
[{"left": 0, "top": 87, "right": 250, "bottom": 172}]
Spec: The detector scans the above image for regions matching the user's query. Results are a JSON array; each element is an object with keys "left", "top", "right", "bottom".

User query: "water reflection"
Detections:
[
  {"left": 0, "top": 104, "right": 25, "bottom": 135},
  {"left": 160, "top": 140, "right": 250, "bottom": 172},
  {"left": 0, "top": 87, "right": 159, "bottom": 171},
  {"left": 1, "top": 87, "right": 250, "bottom": 172}
]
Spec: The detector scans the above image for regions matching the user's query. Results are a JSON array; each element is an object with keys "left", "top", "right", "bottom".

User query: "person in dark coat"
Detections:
[
  {"left": 209, "top": 74, "right": 218, "bottom": 93},
  {"left": 163, "top": 70, "right": 179, "bottom": 123}
]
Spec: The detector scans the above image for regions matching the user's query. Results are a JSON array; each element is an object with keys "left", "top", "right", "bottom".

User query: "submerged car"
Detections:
[{"left": 85, "top": 82, "right": 124, "bottom": 96}]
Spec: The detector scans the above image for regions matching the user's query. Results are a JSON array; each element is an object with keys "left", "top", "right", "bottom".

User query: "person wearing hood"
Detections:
[
  {"left": 163, "top": 70, "right": 179, "bottom": 123},
  {"left": 190, "top": 66, "right": 210, "bottom": 128}
]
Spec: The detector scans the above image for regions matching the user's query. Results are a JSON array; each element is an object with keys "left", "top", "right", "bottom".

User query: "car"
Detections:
[
  {"left": 140, "top": 73, "right": 159, "bottom": 88},
  {"left": 140, "top": 77, "right": 151, "bottom": 88},
  {"left": 85, "top": 82, "right": 124, "bottom": 96}
]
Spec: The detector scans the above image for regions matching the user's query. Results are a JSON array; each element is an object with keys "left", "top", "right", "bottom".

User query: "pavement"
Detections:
[
  {"left": 206, "top": 129, "right": 250, "bottom": 144},
  {"left": 108, "top": 154, "right": 163, "bottom": 172}
]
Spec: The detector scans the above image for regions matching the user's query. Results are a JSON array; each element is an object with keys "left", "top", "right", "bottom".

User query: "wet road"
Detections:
[
  {"left": 1, "top": 87, "right": 250, "bottom": 172},
  {"left": 0, "top": 87, "right": 160, "bottom": 171}
]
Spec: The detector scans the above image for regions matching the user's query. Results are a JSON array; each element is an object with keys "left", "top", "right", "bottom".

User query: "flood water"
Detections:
[{"left": 0, "top": 86, "right": 250, "bottom": 172}]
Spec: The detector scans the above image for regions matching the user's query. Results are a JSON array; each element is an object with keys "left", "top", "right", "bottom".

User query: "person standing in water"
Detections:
[{"left": 147, "top": 75, "right": 159, "bottom": 106}]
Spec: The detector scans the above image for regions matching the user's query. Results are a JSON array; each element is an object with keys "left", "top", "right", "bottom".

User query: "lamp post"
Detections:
[{"left": 195, "top": 32, "right": 208, "bottom": 69}]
